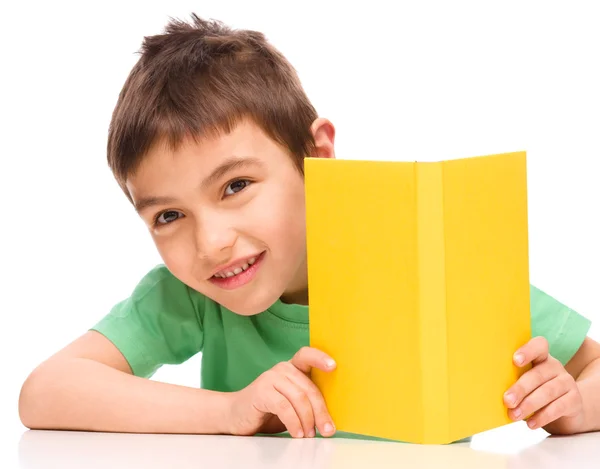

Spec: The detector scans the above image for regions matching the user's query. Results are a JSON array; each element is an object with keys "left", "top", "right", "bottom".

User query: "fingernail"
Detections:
[
  {"left": 307, "top": 428, "right": 315, "bottom": 438},
  {"left": 528, "top": 419, "right": 536, "bottom": 429},
  {"left": 513, "top": 408, "right": 522, "bottom": 419},
  {"left": 324, "top": 422, "right": 335, "bottom": 434},
  {"left": 325, "top": 358, "right": 336, "bottom": 369},
  {"left": 514, "top": 353, "right": 525, "bottom": 365},
  {"left": 297, "top": 430, "right": 304, "bottom": 438},
  {"left": 504, "top": 392, "right": 516, "bottom": 406}
]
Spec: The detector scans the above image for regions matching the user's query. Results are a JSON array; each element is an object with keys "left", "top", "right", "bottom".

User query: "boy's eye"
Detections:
[
  {"left": 224, "top": 179, "right": 251, "bottom": 197},
  {"left": 154, "top": 210, "right": 183, "bottom": 226}
]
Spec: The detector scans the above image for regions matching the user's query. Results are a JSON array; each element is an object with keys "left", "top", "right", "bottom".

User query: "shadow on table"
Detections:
[
  {"left": 507, "top": 432, "right": 600, "bottom": 469},
  {"left": 18, "top": 429, "right": 511, "bottom": 469}
]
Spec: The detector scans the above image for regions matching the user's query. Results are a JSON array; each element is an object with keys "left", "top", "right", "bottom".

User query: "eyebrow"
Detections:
[{"left": 133, "top": 156, "right": 264, "bottom": 214}]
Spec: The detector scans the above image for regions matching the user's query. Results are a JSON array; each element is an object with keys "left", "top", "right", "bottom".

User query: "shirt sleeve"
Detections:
[
  {"left": 530, "top": 284, "right": 592, "bottom": 366},
  {"left": 91, "top": 265, "right": 204, "bottom": 378}
]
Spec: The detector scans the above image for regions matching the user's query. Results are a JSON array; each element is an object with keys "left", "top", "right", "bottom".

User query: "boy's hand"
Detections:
[
  {"left": 504, "top": 336, "right": 585, "bottom": 434},
  {"left": 228, "top": 347, "right": 336, "bottom": 438}
]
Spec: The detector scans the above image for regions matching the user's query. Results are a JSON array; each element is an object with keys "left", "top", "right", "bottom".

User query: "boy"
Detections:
[{"left": 19, "top": 14, "right": 600, "bottom": 440}]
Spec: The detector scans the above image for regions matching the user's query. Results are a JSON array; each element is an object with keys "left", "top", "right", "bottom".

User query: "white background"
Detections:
[{"left": 2, "top": 0, "right": 599, "bottom": 464}]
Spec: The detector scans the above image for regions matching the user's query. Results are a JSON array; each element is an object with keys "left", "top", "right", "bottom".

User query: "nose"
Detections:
[{"left": 194, "top": 212, "right": 238, "bottom": 260}]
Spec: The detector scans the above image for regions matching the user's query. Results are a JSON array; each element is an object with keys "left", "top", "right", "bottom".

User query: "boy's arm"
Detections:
[
  {"left": 19, "top": 330, "right": 232, "bottom": 434},
  {"left": 565, "top": 336, "right": 600, "bottom": 433},
  {"left": 19, "top": 332, "right": 336, "bottom": 437},
  {"left": 503, "top": 286, "right": 600, "bottom": 434},
  {"left": 504, "top": 335, "right": 600, "bottom": 435}
]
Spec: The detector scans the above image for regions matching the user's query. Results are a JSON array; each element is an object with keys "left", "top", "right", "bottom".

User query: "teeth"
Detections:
[{"left": 214, "top": 257, "right": 257, "bottom": 279}]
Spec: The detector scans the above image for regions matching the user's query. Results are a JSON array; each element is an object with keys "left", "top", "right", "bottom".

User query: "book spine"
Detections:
[{"left": 416, "top": 162, "right": 450, "bottom": 444}]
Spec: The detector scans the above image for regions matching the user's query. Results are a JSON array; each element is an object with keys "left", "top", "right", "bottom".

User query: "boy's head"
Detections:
[{"left": 107, "top": 14, "right": 335, "bottom": 314}]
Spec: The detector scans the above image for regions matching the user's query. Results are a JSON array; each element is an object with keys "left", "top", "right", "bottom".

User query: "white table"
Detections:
[{"left": 14, "top": 422, "right": 600, "bottom": 468}]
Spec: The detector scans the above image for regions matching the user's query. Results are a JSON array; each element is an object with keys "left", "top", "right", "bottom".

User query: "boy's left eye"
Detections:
[{"left": 224, "top": 179, "right": 251, "bottom": 197}]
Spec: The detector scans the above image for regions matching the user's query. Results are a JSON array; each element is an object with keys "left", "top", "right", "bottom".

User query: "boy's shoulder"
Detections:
[
  {"left": 131, "top": 264, "right": 181, "bottom": 295},
  {"left": 126, "top": 264, "right": 213, "bottom": 317},
  {"left": 93, "top": 264, "right": 210, "bottom": 378},
  {"left": 123, "top": 264, "right": 189, "bottom": 304}
]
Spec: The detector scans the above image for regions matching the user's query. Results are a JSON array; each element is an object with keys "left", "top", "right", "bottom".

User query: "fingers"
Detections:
[
  {"left": 504, "top": 356, "right": 563, "bottom": 409},
  {"left": 513, "top": 336, "right": 549, "bottom": 367},
  {"left": 525, "top": 389, "right": 580, "bottom": 429},
  {"left": 264, "top": 385, "right": 305, "bottom": 438},
  {"left": 257, "top": 347, "right": 336, "bottom": 438},
  {"left": 507, "top": 373, "right": 572, "bottom": 421},
  {"left": 290, "top": 346, "right": 336, "bottom": 374},
  {"left": 272, "top": 375, "right": 315, "bottom": 438},
  {"left": 282, "top": 362, "right": 336, "bottom": 437}
]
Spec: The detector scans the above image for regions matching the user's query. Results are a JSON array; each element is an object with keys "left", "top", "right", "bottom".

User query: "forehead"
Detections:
[{"left": 125, "top": 119, "right": 291, "bottom": 199}]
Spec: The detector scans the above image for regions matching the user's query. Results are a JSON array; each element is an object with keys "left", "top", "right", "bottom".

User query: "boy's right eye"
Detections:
[{"left": 154, "top": 210, "right": 183, "bottom": 226}]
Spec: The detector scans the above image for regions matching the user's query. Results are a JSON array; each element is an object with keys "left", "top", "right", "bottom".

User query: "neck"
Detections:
[
  {"left": 280, "top": 255, "right": 309, "bottom": 305},
  {"left": 280, "top": 287, "right": 308, "bottom": 305}
]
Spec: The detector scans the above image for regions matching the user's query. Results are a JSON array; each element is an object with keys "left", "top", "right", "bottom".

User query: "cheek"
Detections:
[
  {"left": 256, "top": 184, "right": 306, "bottom": 248},
  {"left": 152, "top": 231, "right": 195, "bottom": 275}
]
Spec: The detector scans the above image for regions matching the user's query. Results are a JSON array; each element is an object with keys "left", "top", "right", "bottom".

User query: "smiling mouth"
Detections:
[
  {"left": 208, "top": 251, "right": 266, "bottom": 290},
  {"left": 212, "top": 256, "right": 258, "bottom": 278}
]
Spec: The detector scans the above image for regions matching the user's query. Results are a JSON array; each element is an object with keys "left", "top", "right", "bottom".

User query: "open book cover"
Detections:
[{"left": 305, "top": 151, "right": 532, "bottom": 444}]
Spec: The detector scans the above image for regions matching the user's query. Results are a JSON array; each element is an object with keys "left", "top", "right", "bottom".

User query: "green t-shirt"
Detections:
[{"left": 92, "top": 264, "right": 592, "bottom": 392}]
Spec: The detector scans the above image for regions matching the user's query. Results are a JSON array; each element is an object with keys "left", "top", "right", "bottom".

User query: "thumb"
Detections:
[
  {"left": 290, "top": 346, "right": 336, "bottom": 374},
  {"left": 259, "top": 415, "right": 286, "bottom": 434}
]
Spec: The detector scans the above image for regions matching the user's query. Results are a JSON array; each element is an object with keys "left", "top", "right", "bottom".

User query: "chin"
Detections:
[{"left": 215, "top": 291, "right": 281, "bottom": 316}]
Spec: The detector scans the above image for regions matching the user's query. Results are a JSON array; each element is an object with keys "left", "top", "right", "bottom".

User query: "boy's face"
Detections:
[{"left": 126, "top": 118, "right": 334, "bottom": 315}]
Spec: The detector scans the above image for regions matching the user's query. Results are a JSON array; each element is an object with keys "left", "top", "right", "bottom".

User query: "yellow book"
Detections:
[{"left": 305, "top": 151, "right": 531, "bottom": 444}]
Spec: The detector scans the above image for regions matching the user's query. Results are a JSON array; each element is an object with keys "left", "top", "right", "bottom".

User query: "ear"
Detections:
[{"left": 310, "top": 118, "right": 336, "bottom": 159}]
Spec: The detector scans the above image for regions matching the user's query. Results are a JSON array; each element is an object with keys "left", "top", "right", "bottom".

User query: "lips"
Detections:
[
  {"left": 212, "top": 255, "right": 258, "bottom": 278},
  {"left": 208, "top": 251, "right": 266, "bottom": 290},
  {"left": 208, "top": 251, "right": 264, "bottom": 279}
]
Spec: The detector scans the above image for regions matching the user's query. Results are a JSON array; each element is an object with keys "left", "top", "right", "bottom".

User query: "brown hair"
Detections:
[{"left": 107, "top": 14, "right": 318, "bottom": 199}]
